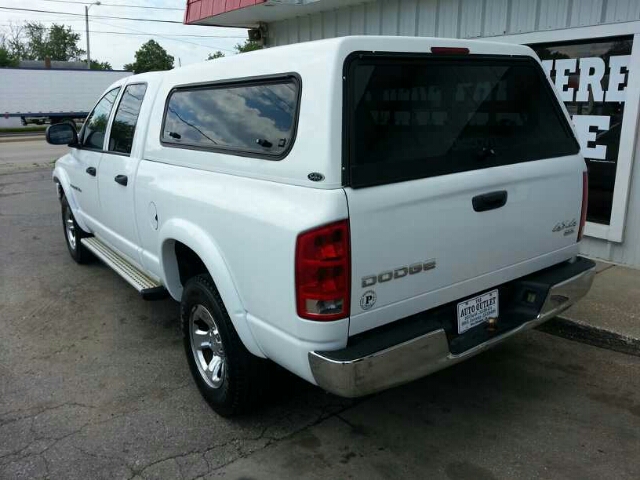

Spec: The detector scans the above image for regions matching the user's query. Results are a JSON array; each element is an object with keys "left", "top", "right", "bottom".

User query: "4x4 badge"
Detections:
[{"left": 553, "top": 218, "right": 577, "bottom": 233}]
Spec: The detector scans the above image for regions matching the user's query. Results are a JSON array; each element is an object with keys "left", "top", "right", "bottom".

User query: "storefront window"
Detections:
[{"left": 532, "top": 36, "right": 633, "bottom": 225}]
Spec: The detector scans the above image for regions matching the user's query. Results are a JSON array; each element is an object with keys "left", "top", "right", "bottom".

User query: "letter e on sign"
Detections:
[
  {"left": 605, "top": 55, "right": 630, "bottom": 103},
  {"left": 572, "top": 115, "right": 610, "bottom": 160},
  {"left": 576, "top": 57, "right": 605, "bottom": 102},
  {"left": 555, "top": 59, "right": 577, "bottom": 102}
]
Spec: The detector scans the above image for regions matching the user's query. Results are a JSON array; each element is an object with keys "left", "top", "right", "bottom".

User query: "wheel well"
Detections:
[
  {"left": 175, "top": 241, "right": 208, "bottom": 287},
  {"left": 54, "top": 178, "right": 64, "bottom": 200}
]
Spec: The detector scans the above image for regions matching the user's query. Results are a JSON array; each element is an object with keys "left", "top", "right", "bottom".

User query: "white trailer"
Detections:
[{"left": 0, "top": 68, "right": 132, "bottom": 125}]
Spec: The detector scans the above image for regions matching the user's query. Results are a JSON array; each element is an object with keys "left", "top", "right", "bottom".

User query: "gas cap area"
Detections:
[{"left": 148, "top": 202, "right": 158, "bottom": 230}]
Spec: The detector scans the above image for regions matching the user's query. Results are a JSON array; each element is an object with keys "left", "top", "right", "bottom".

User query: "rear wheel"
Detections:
[
  {"left": 181, "top": 274, "right": 267, "bottom": 416},
  {"left": 61, "top": 196, "right": 91, "bottom": 264}
]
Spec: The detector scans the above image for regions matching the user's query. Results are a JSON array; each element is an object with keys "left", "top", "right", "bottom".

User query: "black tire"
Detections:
[
  {"left": 61, "top": 195, "right": 92, "bottom": 264},
  {"left": 181, "top": 274, "right": 267, "bottom": 416}
]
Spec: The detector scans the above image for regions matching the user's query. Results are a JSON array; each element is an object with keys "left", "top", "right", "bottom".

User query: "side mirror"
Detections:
[{"left": 46, "top": 122, "right": 78, "bottom": 146}]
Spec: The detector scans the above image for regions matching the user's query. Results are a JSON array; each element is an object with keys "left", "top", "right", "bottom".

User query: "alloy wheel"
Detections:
[{"left": 189, "top": 304, "right": 226, "bottom": 389}]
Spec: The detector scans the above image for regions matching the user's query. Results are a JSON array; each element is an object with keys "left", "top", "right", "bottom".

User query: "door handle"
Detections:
[
  {"left": 114, "top": 174, "right": 128, "bottom": 186},
  {"left": 472, "top": 190, "right": 508, "bottom": 212},
  {"left": 86, "top": 167, "right": 96, "bottom": 176}
]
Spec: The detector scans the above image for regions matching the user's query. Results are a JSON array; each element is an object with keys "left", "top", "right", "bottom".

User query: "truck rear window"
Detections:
[{"left": 344, "top": 54, "right": 580, "bottom": 188}]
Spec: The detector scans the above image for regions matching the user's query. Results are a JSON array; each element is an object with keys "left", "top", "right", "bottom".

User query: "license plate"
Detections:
[{"left": 457, "top": 289, "right": 499, "bottom": 334}]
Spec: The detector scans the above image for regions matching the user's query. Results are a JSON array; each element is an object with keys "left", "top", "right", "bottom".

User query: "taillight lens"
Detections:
[
  {"left": 578, "top": 171, "right": 588, "bottom": 242},
  {"left": 295, "top": 220, "right": 351, "bottom": 321}
]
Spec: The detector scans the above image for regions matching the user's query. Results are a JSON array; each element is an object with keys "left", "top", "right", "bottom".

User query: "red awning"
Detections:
[
  {"left": 184, "top": 0, "right": 266, "bottom": 26},
  {"left": 184, "top": 0, "right": 372, "bottom": 28}
]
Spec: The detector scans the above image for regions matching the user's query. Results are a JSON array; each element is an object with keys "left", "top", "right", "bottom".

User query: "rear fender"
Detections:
[{"left": 159, "top": 218, "right": 265, "bottom": 358}]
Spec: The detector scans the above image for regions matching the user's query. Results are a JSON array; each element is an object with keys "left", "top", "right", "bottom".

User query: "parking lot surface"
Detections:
[
  {"left": 0, "top": 139, "right": 67, "bottom": 173},
  {"left": 1, "top": 158, "right": 639, "bottom": 479}
]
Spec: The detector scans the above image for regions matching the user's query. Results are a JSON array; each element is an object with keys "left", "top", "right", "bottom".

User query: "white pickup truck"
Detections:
[{"left": 47, "top": 36, "right": 595, "bottom": 416}]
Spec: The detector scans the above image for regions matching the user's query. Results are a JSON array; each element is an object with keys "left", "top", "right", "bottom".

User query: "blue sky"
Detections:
[{"left": 0, "top": 0, "right": 248, "bottom": 69}]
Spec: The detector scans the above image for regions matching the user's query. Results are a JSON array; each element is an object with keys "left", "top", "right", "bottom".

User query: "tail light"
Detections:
[
  {"left": 578, "top": 171, "right": 588, "bottom": 242},
  {"left": 295, "top": 220, "right": 351, "bottom": 321}
]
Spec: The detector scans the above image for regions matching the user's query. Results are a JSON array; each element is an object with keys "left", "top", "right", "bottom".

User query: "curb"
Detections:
[
  {"left": 537, "top": 316, "right": 640, "bottom": 357},
  {"left": 0, "top": 135, "right": 45, "bottom": 144}
]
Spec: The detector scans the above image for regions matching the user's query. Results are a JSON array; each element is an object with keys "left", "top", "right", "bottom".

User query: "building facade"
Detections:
[{"left": 185, "top": 0, "right": 640, "bottom": 268}]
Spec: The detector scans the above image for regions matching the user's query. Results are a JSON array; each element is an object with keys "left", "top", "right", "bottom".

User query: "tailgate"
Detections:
[{"left": 343, "top": 52, "right": 584, "bottom": 335}]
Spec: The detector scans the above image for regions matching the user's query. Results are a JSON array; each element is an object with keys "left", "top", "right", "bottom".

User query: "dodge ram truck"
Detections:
[{"left": 47, "top": 36, "right": 596, "bottom": 416}]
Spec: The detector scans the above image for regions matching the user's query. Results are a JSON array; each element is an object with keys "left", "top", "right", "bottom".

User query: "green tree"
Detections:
[
  {"left": 86, "top": 59, "right": 112, "bottom": 70},
  {"left": 4, "top": 23, "right": 30, "bottom": 60},
  {"left": 23, "top": 22, "right": 85, "bottom": 61},
  {"left": 206, "top": 40, "right": 261, "bottom": 61},
  {"left": 0, "top": 45, "right": 18, "bottom": 67},
  {"left": 234, "top": 39, "right": 262, "bottom": 53},
  {"left": 124, "top": 40, "right": 174, "bottom": 74},
  {"left": 4, "top": 22, "right": 110, "bottom": 66},
  {"left": 206, "top": 51, "right": 225, "bottom": 60}
]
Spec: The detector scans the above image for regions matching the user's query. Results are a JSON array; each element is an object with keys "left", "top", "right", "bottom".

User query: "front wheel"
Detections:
[
  {"left": 61, "top": 196, "right": 91, "bottom": 264},
  {"left": 181, "top": 274, "right": 268, "bottom": 416}
]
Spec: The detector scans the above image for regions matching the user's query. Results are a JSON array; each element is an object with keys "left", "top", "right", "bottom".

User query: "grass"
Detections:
[{"left": 0, "top": 126, "right": 47, "bottom": 133}]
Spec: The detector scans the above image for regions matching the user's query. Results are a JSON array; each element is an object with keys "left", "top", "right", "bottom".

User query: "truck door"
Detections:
[
  {"left": 69, "top": 87, "right": 120, "bottom": 231},
  {"left": 97, "top": 83, "right": 148, "bottom": 265}
]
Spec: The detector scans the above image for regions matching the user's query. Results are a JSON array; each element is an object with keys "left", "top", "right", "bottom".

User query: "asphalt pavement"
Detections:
[
  {"left": 0, "top": 138, "right": 68, "bottom": 173},
  {"left": 1, "top": 144, "right": 639, "bottom": 480}
]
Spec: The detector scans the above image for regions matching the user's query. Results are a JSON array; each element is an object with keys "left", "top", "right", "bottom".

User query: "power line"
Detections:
[
  {"left": 0, "top": 23, "right": 246, "bottom": 38},
  {"left": 35, "top": 0, "right": 183, "bottom": 11},
  {"left": 91, "top": 18, "right": 236, "bottom": 51},
  {"left": 96, "top": 31, "right": 243, "bottom": 39},
  {"left": 0, "top": 7, "right": 243, "bottom": 56},
  {"left": 0, "top": 6, "right": 188, "bottom": 24},
  {"left": 0, "top": 18, "right": 241, "bottom": 51},
  {"left": 95, "top": 20, "right": 240, "bottom": 48},
  {"left": 88, "top": 30, "right": 244, "bottom": 38}
]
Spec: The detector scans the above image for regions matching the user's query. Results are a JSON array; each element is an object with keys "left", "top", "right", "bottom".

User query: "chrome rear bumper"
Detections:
[{"left": 308, "top": 261, "right": 596, "bottom": 398}]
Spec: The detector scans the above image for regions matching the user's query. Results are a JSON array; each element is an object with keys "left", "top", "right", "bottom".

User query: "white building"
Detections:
[{"left": 185, "top": 0, "right": 640, "bottom": 268}]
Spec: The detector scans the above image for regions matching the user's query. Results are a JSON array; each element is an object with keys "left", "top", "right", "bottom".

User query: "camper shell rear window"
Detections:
[{"left": 343, "top": 53, "right": 580, "bottom": 188}]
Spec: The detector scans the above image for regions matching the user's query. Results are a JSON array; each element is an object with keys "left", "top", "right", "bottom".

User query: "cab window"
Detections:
[
  {"left": 80, "top": 87, "right": 121, "bottom": 150},
  {"left": 108, "top": 83, "right": 147, "bottom": 155}
]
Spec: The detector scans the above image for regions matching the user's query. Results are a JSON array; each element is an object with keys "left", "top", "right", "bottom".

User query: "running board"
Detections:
[{"left": 81, "top": 237, "right": 168, "bottom": 300}]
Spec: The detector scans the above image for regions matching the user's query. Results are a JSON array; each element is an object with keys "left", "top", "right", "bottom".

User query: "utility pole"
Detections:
[
  {"left": 85, "top": 6, "right": 90, "bottom": 69},
  {"left": 85, "top": 2, "right": 101, "bottom": 69}
]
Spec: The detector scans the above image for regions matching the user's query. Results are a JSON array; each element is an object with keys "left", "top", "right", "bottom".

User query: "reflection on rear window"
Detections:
[
  {"left": 346, "top": 55, "right": 580, "bottom": 188},
  {"left": 162, "top": 77, "right": 299, "bottom": 158}
]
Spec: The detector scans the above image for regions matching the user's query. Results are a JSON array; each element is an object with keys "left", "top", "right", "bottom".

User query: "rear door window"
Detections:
[
  {"left": 162, "top": 76, "right": 300, "bottom": 159},
  {"left": 345, "top": 54, "right": 580, "bottom": 188},
  {"left": 108, "top": 83, "right": 147, "bottom": 155}
]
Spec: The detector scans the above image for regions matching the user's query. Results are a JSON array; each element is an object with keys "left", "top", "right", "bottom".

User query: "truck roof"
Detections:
[{"left": 163, "top": 35, "right": 536, "bottom": 86}]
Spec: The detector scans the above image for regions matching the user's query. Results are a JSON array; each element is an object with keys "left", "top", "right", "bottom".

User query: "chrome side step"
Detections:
[{"left": 81, "top": 237, "right": 168, "bottom": 300}]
